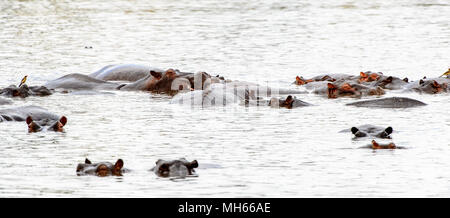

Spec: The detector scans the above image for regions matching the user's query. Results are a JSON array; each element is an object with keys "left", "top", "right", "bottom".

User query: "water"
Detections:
[{"left": 0, "top": 0, "right": 449, "bottom": 197}]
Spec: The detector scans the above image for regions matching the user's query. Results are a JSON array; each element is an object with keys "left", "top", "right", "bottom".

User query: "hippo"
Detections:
[
  {"left": 119, "top": 69, "right": 192, "bottom": 93},
  {"left": 44, "top": 73, "right": 121, "bottom": 91},
  {"left": 151, "top": 158, "right": 199, "bottom": 178},
  {"left": 0, "top": 84, "right": 53, "bottom": 98},
  {"left": 268, "top": 95, "right": 312, "bottom": 109},
  {"left": 346, "top": 97, "right": 427, "bottom": 108},
  {"left": 312, "top": 82, "right": 384, "bottom": 99},
  {"left": 406, "top": 77, "right": 449, "bottom": 94},
  {"left": 0, "top": 105, "right": 67, "bottom": 133},
  {"left": 340, "top": 125, "right": 393, "bottom": 139},
  {"left": 89, "top": 64, "right": 165, "bottom": 82},
  {"left": 294, "top": 73, "right": 355, "bottom": 86},
  {"left": 76, "top": 158, "right": 128, "bottom": 177}
]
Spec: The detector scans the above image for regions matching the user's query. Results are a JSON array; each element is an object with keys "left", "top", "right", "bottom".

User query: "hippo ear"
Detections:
[
  {"left": 419, "top": 79, "right": 425, "bottom": 85},
  {"left": 295, "top": 76, "right": 305, "bottom": 85},
  {"left": 26, "top": 116, "right": 33, "bottom": 125},
  {"left": 327, "top": 83, "right": 337, "bottom": 89},
  {"left": 384, "top": 127, "right": 393, "bottom": 135},
  {"left": 85, "top": 158, "right": 92, "bottom": 164},
  {"left": 403, "top": 77, "right": 409, "bottom": 83},
  {"left": 150, "top": 71, "right": 162, "bottom": 80},
  {"left": 360, "top": 72, "right": 367, "bottom": 77},
  {"left": 187, "top": 160, "right": 199, "bottom": 169},
  {"left": 114, "top": 159, "right": 124, "bottom": 170},
  {"left": 284, "top": 95, "right": 293, "bottom": 105},
  {"left": 351, "top": 127, "right": 359, "bottom": 134},
  {"left": 59, "top": 116, "right": 67, "bottom": 126},
  {"left": 432, "top": 80, "right": 440, "bottom": 87}
]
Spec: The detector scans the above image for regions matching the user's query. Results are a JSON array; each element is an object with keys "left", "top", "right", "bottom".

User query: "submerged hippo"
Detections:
[
  {"left": 340, "top": 125, "right": 393, "bottom": 139},
  {"left": 346, "top": 97, "right": 427, "bottom": 108},
  {"left": 151, "top": 158, "right": 199, "bottom": 178},
  {"left": 89, "top": 64, "right": 165, "bottom": 82},
  {"left": 119, "top": 70, "right": 209, "bottom": 94},
  {"left": 76, "top": 158, "right": 128, "bottom": 177},
  {"left": 0, "top": 84, "right": 53, "bottom": 98},
  {"left": 406, "top": 77, "right": 449, "bottom": 94},
  {"left": 0, "top": 105, "right": 67, "bottom": 133},
  {"left": 268, "top": 95, "right": 312, "bottom": 109}
]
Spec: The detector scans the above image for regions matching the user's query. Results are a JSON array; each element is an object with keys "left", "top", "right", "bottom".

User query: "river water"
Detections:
[{"left": 0, "top": 0, "right": 449, "bottom": 197}]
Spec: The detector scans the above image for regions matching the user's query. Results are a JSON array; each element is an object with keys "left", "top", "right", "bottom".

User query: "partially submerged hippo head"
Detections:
[
  {"left": 415, "top": 79, "right": 448, "bottom": 94},
  {"left": 152, "top": 158, "right": 198, "bottom": 178},
  {"left": 371, "top": 140, "right": 397, "bottom": 149},
  {"left": 26, "top": 116, "right": 67, "bottom": 133},
  {"left": 351, "top": 125, "right": 393, "bottom": 139},
  {"left": 269, "top": 95, "right": 311, "bottom": 109},
  {"left": 76, "top": 158, "right": 125, "bottom": 177},
  {"left": 0, "top": 85, "right": 52, "bottom": 98},
  {"left": 295, "top": 75, "right": 335, "bottom": 85},
  {"left": 327, "top": 83, "right": 360, "bottom": 98},
  {"left": 146, "top": 69, "right": 193, "bottom": 94},
  {"left": 359, "top": 71, "right": 381, "bottom": 83}
]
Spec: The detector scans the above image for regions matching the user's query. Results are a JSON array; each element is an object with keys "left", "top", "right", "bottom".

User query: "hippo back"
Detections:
[
  {"left": 45, "top": 73, "right": 120, "bottom": 90},
  {"left": 90, "top": 64, "right": 164, "bottom": 82},
  {"left": 0, "top": 105, "right": 60, "bottom": 122}
]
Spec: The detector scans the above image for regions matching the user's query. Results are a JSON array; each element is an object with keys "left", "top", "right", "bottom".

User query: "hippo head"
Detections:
[
  {"left": 351, "top": 126, "right": 393, "bottom": 139},
  {"left": 269, "top": 95, "right": 295, "bottom": 108},
  {"left": 76, "top": 158, "right": 124, "bottom": 177},
  {"left": 26, "top": 116, "right": 67, "bottom": 133},
  {"left": 327, "top": 83, "right": 360, "bottom": 98},
  {"left": 153, "top": 159, "right": 199, "bottom": 178},
  {"left": 417, "top": 80, "right": 447, "bottom": 94},
  {"left": 146, "top": 69, "right": 192, "bottom": 94},
  {"left": 0, "top": 85, "right": 30, "bottom": 98},
  {"left": 359, "top": 72, "right": 381, "bottom": 83},
  {"left": 295, "top": 76, "right": 308, "bottom": 85}
]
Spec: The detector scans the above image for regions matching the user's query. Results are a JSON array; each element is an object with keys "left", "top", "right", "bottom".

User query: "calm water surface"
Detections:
[{"left": 0, "top": 0, "right": 449, "bottom": 197}]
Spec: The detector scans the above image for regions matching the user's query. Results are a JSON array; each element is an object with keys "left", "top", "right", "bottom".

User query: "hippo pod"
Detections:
[
  {"left": 76, "top": 158, "right": 128, "bottom": 177},
  {"left": 346, "top": 97, "right": 427, "bottom": 108},
  {"left": 0, "top": 84, "right": 53, "bottom": 98},
  {"left": 0, "top": 105, "right": 67, "bottom": 133},
  {"left": 151, "top": 158, "right": 199, "bottom": 178},
  {"left": 340, "top": 125, "right": 393, "bottom": 139}
]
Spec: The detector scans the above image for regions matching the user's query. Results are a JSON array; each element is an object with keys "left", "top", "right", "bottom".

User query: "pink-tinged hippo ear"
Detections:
[
  {"left": 26, "top": 116, "right": 33, "bottom": 125},
  {"left": 165, "top": 69, "right": 177, "bottom": 79},
  {"left": 327, "top": 83, "right": 336, "bottom": 89},
  {"left": 150, "top": 71, "right": 162, "bottom": 80},
  {"left": 59, "top": 116, "right": 67, "bottom": 126},
  {"left": 296, "top": 76, "right": 306, "bottom": 85},
  {"left": 432, "top": 80, "right": 440, "bottom": 87},
  {"left": 360, "top": 72, "right": 367, "bottom": 77},
  {"left": 85, "top": 158, "right": 92, "bottom": 164},
  {"left": 115, "top": 159, "right": 124, "bottom": 170}
]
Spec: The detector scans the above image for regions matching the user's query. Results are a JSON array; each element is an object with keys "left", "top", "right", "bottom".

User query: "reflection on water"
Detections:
[{"left": 0, "top": 0, "right": 449, "bottom": 197}]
